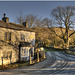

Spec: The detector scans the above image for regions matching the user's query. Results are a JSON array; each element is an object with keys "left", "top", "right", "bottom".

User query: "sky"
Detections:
[{"left": 0, "top": 1, "right": 75, "bottom": 23}]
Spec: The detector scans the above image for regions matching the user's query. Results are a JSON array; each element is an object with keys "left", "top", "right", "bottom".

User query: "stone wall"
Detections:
[
  {"left": 0, "top": 43, "right": 19, "bottom": 65},
  {"left": 0, "top": 27, "right": 35, "bottom": 46}
]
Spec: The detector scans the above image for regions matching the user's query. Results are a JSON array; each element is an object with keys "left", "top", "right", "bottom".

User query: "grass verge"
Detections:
[
  {"left": 0, "top": 61, "right": 30, "bottom": 70},
  {"left": 45, "top": 47, "right": 64, "bottom": 52}
]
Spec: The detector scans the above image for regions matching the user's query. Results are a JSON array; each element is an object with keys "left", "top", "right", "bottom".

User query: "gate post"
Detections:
[
  {"left": 37, "top": 52, "right": 39, "bottom": 62},
  {"left": 43, "top": 51, "right": 46, "bottom": 59},
  {"left": 30, "top": 54, "right": 32, "bottom": 65},
  {"left": 1, "top": 57, "right": 4, "bottom": 69}
]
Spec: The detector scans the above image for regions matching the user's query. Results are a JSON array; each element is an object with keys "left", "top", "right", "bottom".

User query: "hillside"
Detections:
[{"left": 32, "top": 27, "right": 75, "bottom": 47}]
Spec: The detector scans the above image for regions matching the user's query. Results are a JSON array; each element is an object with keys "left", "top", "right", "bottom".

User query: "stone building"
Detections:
[{"left": 0, "top": 13, "right": 35, "bottom": 65}]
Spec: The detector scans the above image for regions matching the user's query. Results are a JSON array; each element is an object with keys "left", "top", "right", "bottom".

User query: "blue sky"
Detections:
[{"left": 0, "top": 1, "right": 75, "bottom": 23}]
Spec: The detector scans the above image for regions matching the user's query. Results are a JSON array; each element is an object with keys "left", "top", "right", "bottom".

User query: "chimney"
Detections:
[
  {"left": 23, "top": 22, "right": 28, "bottom": 27},
  {"left": 2, "top": 13, "right": 9, "bottom": 23}
]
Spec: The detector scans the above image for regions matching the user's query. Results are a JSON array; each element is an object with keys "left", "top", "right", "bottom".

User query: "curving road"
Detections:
[{"left": 1, "top": 51, "right": 75, "bottom": 75}]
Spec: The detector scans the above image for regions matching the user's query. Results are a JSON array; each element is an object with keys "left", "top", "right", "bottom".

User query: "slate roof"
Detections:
[{"left": 0, "top": 20, "right": 34, "bottom": 32}]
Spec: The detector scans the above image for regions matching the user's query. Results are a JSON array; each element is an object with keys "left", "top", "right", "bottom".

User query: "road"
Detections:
[{"left": 0, "top": 51, "right": 75, "bottom": 75}]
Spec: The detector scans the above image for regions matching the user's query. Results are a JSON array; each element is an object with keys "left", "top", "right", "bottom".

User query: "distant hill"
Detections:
[{"left": 32, "top": 27, "right": 75, "bottom": 47}]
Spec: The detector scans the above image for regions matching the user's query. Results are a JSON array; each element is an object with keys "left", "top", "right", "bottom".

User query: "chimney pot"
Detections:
[
  {"left": 4, "top": 13, "right": 6, "bottom": 17},
  {"left": 2, "top": 13, "right": 9, "bottom": 23}
]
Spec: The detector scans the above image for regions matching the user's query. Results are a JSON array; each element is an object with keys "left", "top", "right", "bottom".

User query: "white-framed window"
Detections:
[{"left": 21, "top": 47, "right": 29, "bottom": 57}]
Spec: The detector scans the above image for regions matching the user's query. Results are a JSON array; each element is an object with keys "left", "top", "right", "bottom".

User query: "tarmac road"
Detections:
[{"left": 0, "top": 51, "right": 75, "bottom": 75}]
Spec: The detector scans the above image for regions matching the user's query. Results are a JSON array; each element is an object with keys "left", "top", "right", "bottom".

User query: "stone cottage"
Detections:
[{"left": 0, "top": 13, "right": 35, "bottom": 65}]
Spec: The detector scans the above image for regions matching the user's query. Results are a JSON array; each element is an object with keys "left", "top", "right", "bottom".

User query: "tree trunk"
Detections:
[
  {"left": 64, "top": 27, "right": 69, "bottom": 50},
  {"left": 64, "top": 39, "right": 69, "bottom": 49}
]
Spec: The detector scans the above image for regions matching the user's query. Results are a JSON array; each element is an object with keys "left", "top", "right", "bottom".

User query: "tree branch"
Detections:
[
  {"left": 69, "top": 31, "right": 75, "bottom": 37},
  {"left": 50, "top": 28, "right": 63, "bottom": 40}
]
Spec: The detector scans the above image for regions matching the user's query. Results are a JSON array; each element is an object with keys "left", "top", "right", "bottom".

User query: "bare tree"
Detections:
[
  {"left": 33, "top": 16, "right": 44, "bottom": 27},
  {"left": 50, "top": 6, "right": 75, "bottom": 49},
  {"left": 16, "top": 12, "right": 37, "bottom": 28},
  {"left": 25, "top": 14, "right": 37, "bottom": 28},
  {"left": 16, "top": 11, "right": 24, "bottom": 25},
  {"left": 42, "top": 18, "right": 54, "bottom": 27}
]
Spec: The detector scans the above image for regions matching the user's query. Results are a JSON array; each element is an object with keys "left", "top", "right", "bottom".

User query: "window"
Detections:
[
  {"left": 5, "top": 32, "right": 11, "bottom": 41},
  {"left": 21, "top": 34, "right": 25, "bottom": 41},
  {"left": 5, "top": 32, "right": 7, "bottom": 40},
  {"left": 8, "top": 33, "right": 11, "bottom": 41},
  {"left": 3, "top": 51, "right": 8, "bottom": 59},
  {"left": 21, "top": 48, "right": 29, "bottom": 57}
]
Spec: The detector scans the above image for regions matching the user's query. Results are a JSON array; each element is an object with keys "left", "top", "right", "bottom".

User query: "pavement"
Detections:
[{"left": 0, "top": 51, "right": 75, "bottom": 75}]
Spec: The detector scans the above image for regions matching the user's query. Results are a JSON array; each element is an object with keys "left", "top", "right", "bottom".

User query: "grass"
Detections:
[
  {"left": 18, "top": 61, "right": 30, "bottom": 67},
  {"left": 65, "top": 50, "right": 75, "bottom": 56},
  {"left": 44, "top": 47, "right": 64, "bottom": 52},
  {"left": 45, "top": 49, "right": 63, "bottom": 52},
  {"left": 0, "top": 61, "right": 30, "bottom": 70},
  {"left": 0, "top": 65, "right": 1, "bottom": 69}
]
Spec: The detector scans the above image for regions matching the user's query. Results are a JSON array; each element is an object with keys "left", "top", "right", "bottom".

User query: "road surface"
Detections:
[{"left": 0, "top": 51, "right": 75, "bottom": 75}]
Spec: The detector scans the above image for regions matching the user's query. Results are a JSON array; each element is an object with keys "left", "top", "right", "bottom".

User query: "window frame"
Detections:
[
  {"left": 20, "top": 34, "right": 25, "bottom": 41},
  {"left": 5, "top": 32, "right": 11, "bottom": 41},
  {"left": 3, "top": 51, "right": 12, "bottom": 59}
]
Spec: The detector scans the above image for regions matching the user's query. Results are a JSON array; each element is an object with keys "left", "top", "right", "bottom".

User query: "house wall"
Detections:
[
  {"left": 0, "top": 27, "right": 35, "bottom": 65},
  {"left": 0, "top": 44, "right": 18, "bottom": 65},
  {"left": 0, "top": 27, "right": 35, "bottom": 46}
]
